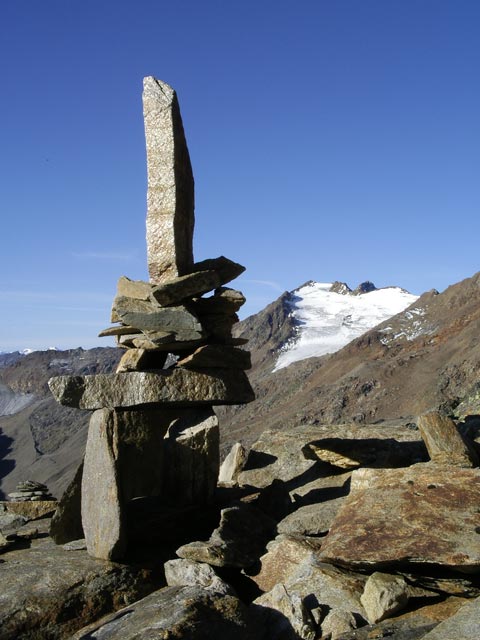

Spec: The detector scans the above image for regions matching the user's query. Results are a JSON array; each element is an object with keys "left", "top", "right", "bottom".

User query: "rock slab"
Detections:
[
  {"left": 48, "top": 368, "right": 255, "bottom": 409},
  {"left": 320, "top": 463, "right": 480, "bottom": 572},
  {"left": 143, "top": 76, "right": 194, "bottom": 284}
]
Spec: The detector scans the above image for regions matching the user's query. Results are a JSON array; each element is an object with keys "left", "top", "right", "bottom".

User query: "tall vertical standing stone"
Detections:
[{"left": 143, "top": 76, "right": 195, "bottom": 284}]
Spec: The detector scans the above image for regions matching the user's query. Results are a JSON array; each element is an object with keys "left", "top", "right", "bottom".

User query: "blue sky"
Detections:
[{"left": 1, "top": 1, "right": 479, "bottom": 351}]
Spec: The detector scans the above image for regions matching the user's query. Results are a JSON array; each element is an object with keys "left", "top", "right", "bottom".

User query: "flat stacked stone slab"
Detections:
[{"left": 49, "top": 369, "right": 254, "bottom": 409}]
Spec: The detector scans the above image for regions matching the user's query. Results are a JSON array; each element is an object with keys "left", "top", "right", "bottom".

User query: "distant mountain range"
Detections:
[{"left": 2, "top": 273, "right": 480, "bottom": 498}]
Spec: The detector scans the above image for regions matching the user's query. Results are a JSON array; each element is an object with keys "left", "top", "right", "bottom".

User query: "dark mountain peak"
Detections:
[
  {"left": 329, "top": 281, "right": 352, "bottom": 295},
  {"left": 352, "top": 281, "right": 377, "bottom": 295}
]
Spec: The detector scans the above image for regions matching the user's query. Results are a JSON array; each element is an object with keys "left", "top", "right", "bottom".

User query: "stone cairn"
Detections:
[
  {"left": 7, "top": 480, "right": 55, "bottom": 503},
  {"left": 49, "top": 77, "right": 254, "bottom": 560}
]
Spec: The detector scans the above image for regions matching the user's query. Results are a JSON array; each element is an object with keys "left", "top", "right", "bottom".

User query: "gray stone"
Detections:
[
  {"left": 0, "top": 536, "right": 157, "bottom": 639},
  {"left": 238, "top": 423, "right": 424, "bottom": 491},
  {"left": 360, "top": 572, "right": 409, "bottom": 623},
  {"left": 116, "top": 275, "right": 153, "bottom": 300},
  {"left": 164, "top": 558, "right": 235, "bottom": 595},
  {"left": 176, "top": 503, "right": 276, "bottom": 568},
  {"left": 163, "top": 408, "right": 220, "bottom": 505},
  {"left": 150, "top": 270, "right": 222, "bottom": 306},
  {"left": 277, "top": 497, "right": 345, "bottom": 536},
  {"left": 252, "top": 583, "right": 317, "bottom": 640},
  {"left": 218, "top": 442, "right": 247, "bottom": 485},
  {"left": 251, "top": 534, "right": 323, "bottom": 593},
  {"left": 191, "top": 256, "right": 245, "bottom": 284},
  {"left": 177, "top": 345, "right": 251, "bottom": 370},
  {"left": 321, "top": 609, "right": 358, "bottom": 639},
  {"left": 0, "top": 529, "right": 10, "bottom": 552},
  {"left": 82, "top": 408, "right": 169, "bottom": 560},
  {"left": 62, "top": 538, "right": 87, "bottom": 551},
  {"left": 115, "top": 348, "right": 166, "bottom": 372},
  {"left": 49, "top": 369, "right": 255, "bottom": 409},
  {"left": 50, "top": 462, "right": 84, "bottom": 544},
  {"left": 193, "top": 287, "right": 246, "bottom": 314},
  {"left": 0, "top": 500, "right": 57, "bottom": 520},
  {"left": 112, "top": 295, "right": 203, "bottom": 337},
  {"left": 0, "top": 512, "right": 28, "bottom": 537},
  {"left": 421, "top": 595, "right": 480, "bottom": 639},
  {"left": 98, "top": 325, "right": 140, "bottom": 337},
  {"left": 417, "top": 410, "right": 479, "bottom": 467},
  {"left": 70, "top": 585, "right": 261, "bottom": 640},
  {"left": 143, "top": 76, "right": 194, "bottom": 284},
  {"left": 320, "top": 464, "right": 480, "bottom": 573}
]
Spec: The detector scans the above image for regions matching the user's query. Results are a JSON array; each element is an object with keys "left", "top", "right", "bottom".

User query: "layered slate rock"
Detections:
[
  {"left": 0, "top": 536, "right": 157, "bottom": 639},
  {"left": 49, "top": 369, "right": 254, "bottom": 409},
  {"left": 421, "top": 595, "right": 480, "bottom": 639},
  {"left": 319, "top": 463, "right": 480, "bottom": 573},
  {"left": 176, "top": 503, "right": 276, "bottom": 568},
  {"left": 417, "top": 410, "right": 479, "bottom": 467},
  {"left": 81, "top": 408, "right": 170, "bottom": 560},
  {"left": 70, "top": 585, "right": 262, "bottom": 640},
  {"left": 143, "top": 76, "right": 194, "bottom": 284}
]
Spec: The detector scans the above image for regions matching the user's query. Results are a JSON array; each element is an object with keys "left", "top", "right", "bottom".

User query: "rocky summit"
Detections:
[{"left": 2, "top": 78, "right": 480, "bottom": 639}]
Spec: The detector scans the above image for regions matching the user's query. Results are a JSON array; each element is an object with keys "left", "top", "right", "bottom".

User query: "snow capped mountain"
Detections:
[{"left": 273, "top": 281, "right": 419, "bottom": 371}]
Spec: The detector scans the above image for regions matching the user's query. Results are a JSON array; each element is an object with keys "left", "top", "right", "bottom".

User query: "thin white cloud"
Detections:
[
  {"left": 71, "top": 250, "right": 136, "bottom": 261},
  {"left": 243, "top": 279, "right": 284, "bottom": 292}
]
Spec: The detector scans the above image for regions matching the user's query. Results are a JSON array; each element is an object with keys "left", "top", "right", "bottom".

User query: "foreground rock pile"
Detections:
[{"left": 2, "top": 413, "right": 480, "bottom": 638}]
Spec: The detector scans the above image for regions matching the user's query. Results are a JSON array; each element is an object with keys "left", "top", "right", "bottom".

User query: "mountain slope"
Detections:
[{"left": 220, "top": 272, "right": 480, "bottom": 450}]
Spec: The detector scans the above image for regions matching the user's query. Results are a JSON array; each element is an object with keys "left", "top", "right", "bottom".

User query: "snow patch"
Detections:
[{"left": 274, "top": 282, "right": 419, "bottom": 371}]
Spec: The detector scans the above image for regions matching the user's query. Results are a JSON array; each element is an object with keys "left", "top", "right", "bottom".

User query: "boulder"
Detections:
[
  {"left": 421, "top": 595, "right": 480, "bottom": 639},
  {"left": 0, "top": 500, "right": 57, "bottom": 520},
  {"left": 218, "top": 442, "right": 247, "bottom": 485},
  {"left": 50, "top": 462, "right": 84, "bottom": 545},
  {"left": 0, "top": 536, "right": 157, "bottom": 639},
  {"left": 360, "top": 572, "right": 409, "bottom": 623},
  {"left": 143, "top": 76, "right": 194, "bottom": 284},
  {"left": 417, "top": 410, "right": 479, "bottom": 467},
  {"left": 252, "top": 583, "right": 317, "bottom": 640},
  {"left": 176, "top": 503, "right": 276, "bottom": 568},
  {"left": 164, "top": 558, "right": 235, "bottom": 595},
  {"left": 48, "top": 368, "right": 255, "bottom": 409},
  {"left": 251, "top": 534, "right": 322, "bottom": 593},
  {"left": 70, "top": 585, "right": 262, "bottom": 640},
  {"left": 238, "top": 423, "right": 425, "bottom": 491},
  {"left": 82, "top": 408, "right": 169, "bottom": 560},
  {"left": 277, "top": 497, "right": 345, "bottom": 536},
  {"left": 319, "top": 463, "right": 480, "bottom": 573},
  {"left": 163, "top": 408, "right": 220, "bottom": 505}
]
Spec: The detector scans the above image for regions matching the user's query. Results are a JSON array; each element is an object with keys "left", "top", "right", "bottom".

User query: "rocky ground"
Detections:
[{"left": 1, "top": 412, "right": 479, "bottom": 639}]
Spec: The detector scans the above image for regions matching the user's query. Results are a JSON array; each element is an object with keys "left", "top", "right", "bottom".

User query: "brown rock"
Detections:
[
  {"left": 0, "top": 500, "right": 57, "bottom": 520},
  {"left": 177, "top": 345, "right": 251, "bottom": 370},
  {"left": 150, "top": 270, "right": 222, "bottom": 306},
  {"left": 49, "top": 369, "right": 255, "bottom": 409},
  {"left": 98, "top": 325, "right": 140, "bottom": 337},
  {"left": 115, "top": 348, "right": 167, "bottom": 372},
  {"left": 143, "top": 76, "right": 194, "bottom": 284},
  {"left": 251, "top": 534, "right": 323, "bottom": 593},
  {"left": 193, "top": 287, "right": 246, "bottom": 314},
  {"left": 417, "top": 410, "right": 479, "bottom": 467},
  {"left": 82, "top": 408, "right": 170, "bottom": 560},
  {"left": 319, "top": 463, "right": 480, "bottom": 572},
  {"left": 50, "top": 462, "right": 84, "bottom": 545},
  {"left": 117, "top": 275, "right": 153, "bottom": 300},
  {"left": 191, "top": 256, "right": 245, "bottom": 285},
  {"left": 163, "top": 408, "right": 220, "bottom": 505}
]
